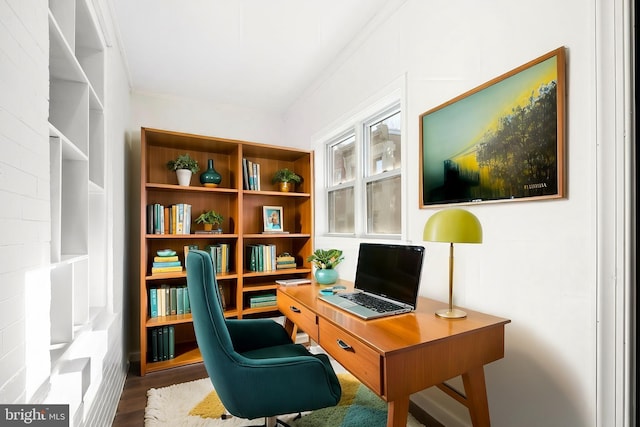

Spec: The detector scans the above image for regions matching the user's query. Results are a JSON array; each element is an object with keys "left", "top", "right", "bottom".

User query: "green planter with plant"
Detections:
[
  {"left": 167, "top": 153, "right": 199, "bottom": 186},
  {"left": 306, "top": 248, "right": 344, "bottom": 284},
  {"left": 195, "top": 210, "right": 224, "bottom": 233},
  {"left": 272, "top": 168, "right": 302, "bottom": 192}
]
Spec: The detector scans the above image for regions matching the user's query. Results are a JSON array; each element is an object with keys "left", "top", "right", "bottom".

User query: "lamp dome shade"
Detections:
[{"left": 423, "top": 208, "right": 483, "bottom": 244}]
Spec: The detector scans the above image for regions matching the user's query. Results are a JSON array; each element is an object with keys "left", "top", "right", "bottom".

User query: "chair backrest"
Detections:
[{"left": 186, "top": 250, "right": 242, "bottom": 408}]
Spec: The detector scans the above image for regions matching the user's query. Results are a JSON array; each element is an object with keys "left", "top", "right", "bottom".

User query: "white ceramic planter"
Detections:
[{"left": 176, "top": 169, "right": 192, "bottom": 186}]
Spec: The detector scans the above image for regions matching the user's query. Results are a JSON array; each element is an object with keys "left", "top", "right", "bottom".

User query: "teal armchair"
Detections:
[{"left": 186, "top": 250, "right": 341, "bottom": 426}]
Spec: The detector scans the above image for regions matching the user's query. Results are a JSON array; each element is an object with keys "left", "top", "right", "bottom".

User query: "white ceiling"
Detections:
[{"left": 109, "top": 0, "right": 393, "bottom": 115}]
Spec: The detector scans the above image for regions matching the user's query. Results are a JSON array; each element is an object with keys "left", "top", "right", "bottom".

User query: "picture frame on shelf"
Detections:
[
  {"left": 262, "top": 206, "right": 284, "bottom": 232},
  {"left": 419, "top": 46, "right": 566, "bottom": 207}
]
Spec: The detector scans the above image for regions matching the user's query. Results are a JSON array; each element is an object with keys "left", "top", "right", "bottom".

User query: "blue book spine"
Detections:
[
  {"left": 152, "top": 261, "right": 182, "bottom": 268},
  {"left": 149, "top": 288, "right": 158, "bottom": 318}
]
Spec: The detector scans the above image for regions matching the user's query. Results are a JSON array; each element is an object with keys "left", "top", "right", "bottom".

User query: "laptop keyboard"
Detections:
[{"left": 339, "top": 293, "right": 404, "bottom": 313}]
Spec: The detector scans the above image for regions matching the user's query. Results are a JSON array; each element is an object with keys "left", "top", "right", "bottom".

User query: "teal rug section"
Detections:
[{"left": 292, "top": 380, "right": 388, "bottom": 427}]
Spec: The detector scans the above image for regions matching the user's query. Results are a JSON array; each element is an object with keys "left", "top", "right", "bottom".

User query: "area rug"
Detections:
[{"left": 145, "top": 373, "right": 424, "bottom": 426}]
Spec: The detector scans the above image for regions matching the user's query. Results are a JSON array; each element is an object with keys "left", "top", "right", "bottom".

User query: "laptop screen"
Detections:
[{"left": 354, "top": 243, "right": 425, "bottom": 308}]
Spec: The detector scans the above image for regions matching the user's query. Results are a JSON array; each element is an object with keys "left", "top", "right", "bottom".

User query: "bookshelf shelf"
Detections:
[{"left": 139, "top": 127, "right": 314, "bottom": 374}]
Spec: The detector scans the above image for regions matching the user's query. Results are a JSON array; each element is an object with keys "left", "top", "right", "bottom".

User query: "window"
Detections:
[
  {"left": 326, "top": 105, "right": 402, "bottom": 237},
  {"left": 327, "top": 134, "right": 356, "bottom": 234}
]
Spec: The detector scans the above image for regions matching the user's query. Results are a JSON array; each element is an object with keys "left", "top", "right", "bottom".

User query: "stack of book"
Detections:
[
  {"left": 150, "top": 326, "right": 175, "bottom": 362},
  {"left": 149, "top": 284, "right": 190, "bottom": 317},
  {"left": 151, "top": 250, "right": 183, "bottom": 274},
  {"left": 276, "top": 253, "right": 296, "bottom": 270},
  {"left": 248, "top": 293, "right": 277, "bottom": 308}
]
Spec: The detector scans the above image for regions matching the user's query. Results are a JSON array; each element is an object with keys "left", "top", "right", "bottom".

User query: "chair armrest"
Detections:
[{"left": 225, "top": 319, "right": 291, "bottom": 353}]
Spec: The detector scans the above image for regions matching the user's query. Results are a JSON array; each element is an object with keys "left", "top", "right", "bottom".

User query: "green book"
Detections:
[
  {"left": 158, "top": 327, "right": 164, "bottom": 361},
  {"left": 170, "top": 287, "right": 177, "bottom": 315},
  {"left": 177, "top": 287, "right": 184, "bottom": 314},
  {"left": 162, "top": 326, "right": 169, "bottom": 360},
  {"left": 183, "top": 286, "right": 190, "bottom": 314},
  {"left": 151, "top": 328, "right": 158, "bottom": 362},
  {"left": 168, "top": 326, "right": 175, "bottom": 359}
]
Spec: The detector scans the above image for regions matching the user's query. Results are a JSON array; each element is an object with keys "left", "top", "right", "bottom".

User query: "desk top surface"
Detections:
[{"left": 278, "top": 280, "right": 511, "bottom": 355}]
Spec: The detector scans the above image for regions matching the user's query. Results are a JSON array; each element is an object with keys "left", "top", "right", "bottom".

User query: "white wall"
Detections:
[
  {"left": 283, "top": 0, "right": 626, "bottom": 426},
  {"left": 0, "top": 0, "right": 131, "bottom": 424},
  {"left": 0, "top": 0, "right": 50, "bottom": 404}
]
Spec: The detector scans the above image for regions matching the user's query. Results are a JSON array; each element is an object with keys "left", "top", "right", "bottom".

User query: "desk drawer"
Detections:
[
  {"left": 278, "top": 292, "right": 318, "bottom": 342},
  {"left": 318, "top": 318, "right": 382, "bottom": 395}
]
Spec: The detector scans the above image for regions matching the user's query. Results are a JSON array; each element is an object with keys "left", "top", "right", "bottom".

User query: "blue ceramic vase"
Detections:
[
  {"left": 200, "top": 159, "right": 222, "bottom": 187},
  {"left": 315, "top": 268, "right": 338, "bottom": 285}
]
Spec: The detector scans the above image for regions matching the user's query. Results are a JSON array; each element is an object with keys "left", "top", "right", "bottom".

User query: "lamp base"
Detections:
[{"left": 436, "top": 308, "right": 467, "bottom": 319}]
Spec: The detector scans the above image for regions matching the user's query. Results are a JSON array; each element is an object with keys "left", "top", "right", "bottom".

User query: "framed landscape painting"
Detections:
[{"left": 420, "top": 47, "right": 566, "bottom": 207}]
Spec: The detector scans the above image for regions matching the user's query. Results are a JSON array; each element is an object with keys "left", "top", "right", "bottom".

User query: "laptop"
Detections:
[{"left": 319, "top": 243, "right": 425, "bottom": 319}]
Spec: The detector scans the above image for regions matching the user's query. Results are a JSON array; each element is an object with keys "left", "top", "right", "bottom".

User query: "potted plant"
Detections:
[
  {"left": 306, "top": 248, "right": 344, "bottom": 285},
  {"left": 167, "top": 153, "right": 199, "bottom": 186},
  {"left": 195, "top": 210, "right": 224, "bottom": 233},
  {"left": 272, "top": 168, "right": 302, "bottom": 192}
]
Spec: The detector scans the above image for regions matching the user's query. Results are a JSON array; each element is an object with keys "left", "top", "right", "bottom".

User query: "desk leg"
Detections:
[
  {"left": 462, "top": 366, "right": 491, "bottom": 427},
  {"left": 387, "top": 396, "right": 409, "bottom": 427},
  {"left": 282, "top": 317, "right": 298, "bottom": 343}
]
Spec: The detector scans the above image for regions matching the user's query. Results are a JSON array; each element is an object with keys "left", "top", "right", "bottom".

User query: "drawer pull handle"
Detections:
[
  {"left": 336, "top": 339, "right": 353, "bottom": 351},
  {"left": 290, "top": 306, "right": 301, "bottom": 313}
]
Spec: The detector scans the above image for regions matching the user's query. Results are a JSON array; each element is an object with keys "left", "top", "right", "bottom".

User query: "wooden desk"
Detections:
[{"left": 277, "top": 282, "right": 510, "bottom": 427}]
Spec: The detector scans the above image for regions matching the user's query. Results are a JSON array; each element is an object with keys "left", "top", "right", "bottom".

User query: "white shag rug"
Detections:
[
  {"left": 145, "top": 378, "right": 304, "bottom": 427},
  {"left": 145, "top": 376, "right": 425, "bottom": 427}
]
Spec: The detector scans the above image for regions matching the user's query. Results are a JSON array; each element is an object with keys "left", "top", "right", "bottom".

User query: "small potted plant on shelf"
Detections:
[
  {"left": 195, "top": 210, "right": 224, "bottom": 233},
  {"left": 272, "top": 168, "right": 302, "bottom": 192},
  {"left": 167, "top": 153, "right": 199, "bottom": 186},
  {"left": 306, "top": 248, "right": 344, "bottom": 285}
]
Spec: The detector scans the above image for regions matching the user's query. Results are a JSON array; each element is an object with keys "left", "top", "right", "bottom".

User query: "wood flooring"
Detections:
[{"left": 111, "top": 362, "right": 208, "bottom": 427}]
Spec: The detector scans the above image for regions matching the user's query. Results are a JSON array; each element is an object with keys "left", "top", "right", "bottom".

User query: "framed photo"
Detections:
[
  {"left": 262, "top": 206, "right": 283, "bottom": 232},
  {"left": 420, "top": 47, "right": 566, "bottom": 207}
]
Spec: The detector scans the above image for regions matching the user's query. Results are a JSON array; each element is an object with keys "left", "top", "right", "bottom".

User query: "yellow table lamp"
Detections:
[{"left": 423, "top": 208, "right": 482, "bottom": 318}]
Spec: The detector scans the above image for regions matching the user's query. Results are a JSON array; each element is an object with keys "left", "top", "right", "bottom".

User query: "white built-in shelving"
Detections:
[{"left": 46, "top": 0, "right": 108, "bottom": 421}]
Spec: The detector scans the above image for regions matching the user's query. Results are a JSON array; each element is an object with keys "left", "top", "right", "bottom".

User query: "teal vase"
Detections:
[
  {"left": 315, "top": 268, "right": 338, "bottom": 285},
  {"left": 200, "top": 159, "right": 222, "bottom": 187}
]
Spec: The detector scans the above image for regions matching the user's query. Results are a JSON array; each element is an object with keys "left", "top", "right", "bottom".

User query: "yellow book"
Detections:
[
  {"left": 152, "top": 266, "right": 183, "bottom": 274},
  {"left": 154, "top": 255, "right": 179, "bottom": 262}
]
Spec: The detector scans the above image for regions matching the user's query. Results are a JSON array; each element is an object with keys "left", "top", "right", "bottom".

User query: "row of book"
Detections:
[
  {"left": 149, "top": 285, "right": 190, "bottom": 317},
  {"left": 246, "top": 244, "right": 277, "bottom": 272},
  {"left": 242, "top": 158, "right": 261, "bottom": 190},
  {"left": 204, "top": 243, "right": 231, "bottom": 274},
  {"left": 146, "top": 203, "right": 192, "bottom": 235},
  {"left": 248, "top": 293, "right": 277, "bottom": 308},
  {"left": 149, "top": 326, "right": 175, "bottom": 362}
]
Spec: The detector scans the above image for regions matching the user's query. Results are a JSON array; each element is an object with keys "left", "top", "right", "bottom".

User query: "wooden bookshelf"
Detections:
[{"left": 139, "top": 127, "right": 314, "bottom": 375}]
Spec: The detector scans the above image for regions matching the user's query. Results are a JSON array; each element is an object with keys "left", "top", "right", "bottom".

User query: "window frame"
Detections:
[
  {"left": 323, "top": 101, "right": 403, "bottom": 239},
  {"left": 362, "top": 105, "right": 402, "bottom": 238}
]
